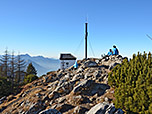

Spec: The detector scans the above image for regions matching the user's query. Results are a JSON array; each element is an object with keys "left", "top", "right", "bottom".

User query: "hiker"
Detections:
[
  {"left": 73, "top": 60, "right": 78, "bottom": 69},
  {"left": 107, "top": 49, "right": 113, "bottom": 56},
  {"left": 112, "top": 45, "right": 119, "bottom": 55}
]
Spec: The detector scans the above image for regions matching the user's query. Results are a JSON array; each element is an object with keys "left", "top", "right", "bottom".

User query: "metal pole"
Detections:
[{"left": 85, "top": 23, "right": 88, "bottom": 59}]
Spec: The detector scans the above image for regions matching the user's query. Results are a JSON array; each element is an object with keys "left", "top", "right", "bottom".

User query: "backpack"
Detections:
[{"left": 116, "top": 48, "right": 119, "bottom": 55}]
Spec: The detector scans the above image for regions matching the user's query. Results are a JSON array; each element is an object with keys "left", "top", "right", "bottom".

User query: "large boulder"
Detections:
[
  {"left": 72, "top": 80, "right": 94, "bottom": 94},
  {"left": 86, "top": 102, "right": 124, "bottom": 114},
  {"left": 90, "top": 83, "right": 110, "bottom": 96},
  {"left": 84, "top": 60, "right": 98, "bottom": 67}
]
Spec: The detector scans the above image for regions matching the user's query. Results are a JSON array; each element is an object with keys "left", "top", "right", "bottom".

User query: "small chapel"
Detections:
[{"left": 59, "top": 53, "right": 76, "bottom": 69}]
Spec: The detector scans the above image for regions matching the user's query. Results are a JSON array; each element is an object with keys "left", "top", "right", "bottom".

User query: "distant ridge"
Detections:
[{"left": 20, "top": 54, "right": 60, "bottom": 76}]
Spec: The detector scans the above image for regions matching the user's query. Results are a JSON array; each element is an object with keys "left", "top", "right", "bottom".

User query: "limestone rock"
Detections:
[
  {"left": 84, "top": 60, "right": 98, "bottom": 67},
  {"left": 48, "top": 91, "right": 60, "bottom": 100},
  {"left": 84, "top": 72, "right": 92, "bottom": 79},
  {"left": 114, "top": 109, "right": 124, "bottom": 114},
  {"left": 77, "top": 67, "right": 84, "bottom": 73},
  {"left": 90, "top": 83, "right": 110, "bottom": 96},
  {"left": 109, "top": 62, "right": 119, "bottom": 70},
  {"left": 68, "top": 95, "right": 91, "bottom": 105},
  {"left": 72, "top": 80, "right": 94, "bottom": 94},
  {"left": 55, "top": 103, "right": 74, "bottom": 113},
  {"left": 0, "top": 96, "right": 6, "bottom": 105},
  {"left": 86, "top": 102, "right": 124, "bottom": 114},
  {"left": 72, "top": 74, "right": 84, "bottom": 81},
  {"left": 73, "top": 105, "right": 88, "bottom": 114},
  {"left": 55, "top": 96, "right": 66, "bottom": 104},
  {"left": 86, "top": 102, "right": 109, "bottom": 114},
  {"left": 39, "top": 109, "right": 62, "bottom": 114},
  {"left": 26, "top": 102, "right": 44, "bottom": 114}
]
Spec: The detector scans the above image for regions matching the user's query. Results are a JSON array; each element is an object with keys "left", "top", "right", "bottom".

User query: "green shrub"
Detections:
[
  {"left": 108, "top": 52, "right": 152, "bottom": 113},
  {"left": 24, "top": 74, "right": 38, "bottom": 84}
]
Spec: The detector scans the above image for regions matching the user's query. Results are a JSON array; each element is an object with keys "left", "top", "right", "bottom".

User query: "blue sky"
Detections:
[{"left": 0, "top": 0, "right": 152, "bottom": 59}]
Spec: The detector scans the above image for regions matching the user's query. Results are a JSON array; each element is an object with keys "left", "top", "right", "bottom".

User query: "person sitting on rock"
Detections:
[
  {"left": 112, "top": 45, "right": 119, "bottom": 55},
  {"left": 107, "top": 49, "right": 113, "bottom": 56}
]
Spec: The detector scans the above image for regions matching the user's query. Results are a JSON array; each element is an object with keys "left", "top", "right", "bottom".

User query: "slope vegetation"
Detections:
[{"left": 108, "top": 52, "right": 152, "bottom": 113}]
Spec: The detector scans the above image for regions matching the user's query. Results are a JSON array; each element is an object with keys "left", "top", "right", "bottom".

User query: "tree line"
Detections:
[
  {"left": 0, "top": 49, "right": 38, "bottom": 98},
  {"left": 108, "top": 52, "right": 152, "bottom": 113}
]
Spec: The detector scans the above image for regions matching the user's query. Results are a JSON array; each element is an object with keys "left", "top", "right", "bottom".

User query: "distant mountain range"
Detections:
[{"left": 21, "top": 54, "right": 60, "bottom": 76}]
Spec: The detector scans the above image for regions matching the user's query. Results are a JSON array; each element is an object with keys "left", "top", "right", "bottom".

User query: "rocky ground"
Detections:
[{"left": 0, "top": 55, "right": 125, "bottom": 114}]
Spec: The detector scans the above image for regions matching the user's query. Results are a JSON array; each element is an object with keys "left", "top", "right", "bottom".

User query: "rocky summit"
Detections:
[{"left": 0, "top": 55, "right": 125, "bottom": 114}]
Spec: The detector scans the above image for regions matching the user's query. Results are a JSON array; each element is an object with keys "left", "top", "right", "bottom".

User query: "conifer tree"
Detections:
[
  {"left": 26, "top": 63, "right": 37, "bottom": 76},
  {"left": 0, "top": 65, "right": 3, "bottom": 77},
  {"left": 24, "top": 63, "right": 38, "bottom": 83},
  {"left": 9, "top": 51, "right": 16, "bottom": 91},
  {"left": 0, "top": 49, "right": 10, "bottom": 78},
  {"left": 15, "top": 54, "right": 26, "bottom": 92}
]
